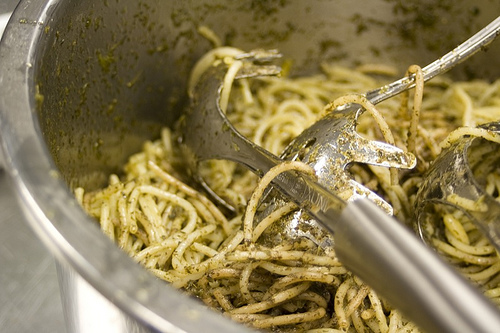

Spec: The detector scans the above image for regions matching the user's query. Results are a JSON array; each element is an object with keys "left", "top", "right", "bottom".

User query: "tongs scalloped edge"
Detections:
[
  {"left": 415, "top": 122, "right": 500, "bottom": 252},
  {"left": 179, "top": 48, "right": 500, "bottom": 332}
]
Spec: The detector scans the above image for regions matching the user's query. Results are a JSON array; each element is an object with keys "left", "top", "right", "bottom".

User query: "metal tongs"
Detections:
[
  {"left": 416, "top": 122, "right": 500, "bottom": 252},
  {"left": 178, "top": 17, "right": 500, "bottom": 333}
]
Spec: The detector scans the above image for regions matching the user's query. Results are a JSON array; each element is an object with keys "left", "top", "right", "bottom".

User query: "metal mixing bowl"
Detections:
[{"left": 1, "top": 0, "right": 500, "bottom": 332}]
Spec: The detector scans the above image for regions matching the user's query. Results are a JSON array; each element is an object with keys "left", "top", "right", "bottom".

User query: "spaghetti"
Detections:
[{"left": 77, "top": 47, "right": 500, "bottom": 332}]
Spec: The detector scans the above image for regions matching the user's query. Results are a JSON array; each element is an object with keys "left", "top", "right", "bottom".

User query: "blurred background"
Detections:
[{"left": 0, "top": 0, "right": 65, "bottom": 331}]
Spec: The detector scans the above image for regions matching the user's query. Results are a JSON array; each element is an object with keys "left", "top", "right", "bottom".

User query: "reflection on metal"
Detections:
[{"left": 56, "top": 262, "right": 150, "bottom": 333}]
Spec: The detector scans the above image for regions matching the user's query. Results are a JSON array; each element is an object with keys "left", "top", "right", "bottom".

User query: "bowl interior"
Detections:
[
  {"left": 34, "top": 0, "right": 500, "bottom": 191},
  {"left": 0, "top": 0, "right": 497, "bottom": 331}
]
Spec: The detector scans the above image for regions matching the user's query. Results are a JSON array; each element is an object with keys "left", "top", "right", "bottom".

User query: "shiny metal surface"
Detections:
[
  {"left": 415, "top": 122, "right": 500, "bottom": 252},
  {"left": 1, "top": 0, "right": 500, "bottom": 332},
  {"left": 56, "top": 262, "right": 156, "bottom": 333},
  {"left": 180, "top": 35, "right": 500, "bottom": 333},
  {"left": 335, "top": 199, "right": 500, "bottom": 333},
  {"left": 0, "top": 2, "right": 65, "bottom": 331},
  {"left": 0, "top": 1, "right": 258, "bottom": 331},
  {"left": 282, "top": 15, "right": 500, "bottom": 212}
]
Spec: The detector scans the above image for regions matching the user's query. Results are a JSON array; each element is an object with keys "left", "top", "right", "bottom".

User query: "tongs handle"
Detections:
[
  {"left": 366, "top": 15, "right": 500, "bottom": 105},
  {"left": 333, "top": 199, "right": 500, "bottom": 333}
]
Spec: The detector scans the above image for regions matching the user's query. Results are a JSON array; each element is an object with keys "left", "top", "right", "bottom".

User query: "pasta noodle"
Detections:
[{"left": 77, "top": 46, "right": 500, "bottom": 332}]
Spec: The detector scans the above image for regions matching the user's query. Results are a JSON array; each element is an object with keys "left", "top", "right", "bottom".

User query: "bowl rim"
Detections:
[{"left": 0, "top": 1, "right": 253, "bottom": 332}]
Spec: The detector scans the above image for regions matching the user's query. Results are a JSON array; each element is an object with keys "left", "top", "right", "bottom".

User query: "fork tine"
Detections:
[
  {"left": 343, "top": 178, "right": 393, "bottom": 214},
  {"left": 234, "top": 64, "right": 281, "bottom": 80},
  {"left": 352, "top": 134, "right": 417, "bottom": 168}
]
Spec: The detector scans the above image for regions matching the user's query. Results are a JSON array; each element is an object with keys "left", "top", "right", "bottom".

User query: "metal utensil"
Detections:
[
  {"left": 254, "top": 16, "right": 500, "bottom": 249},
  {"left": 279, "top": 15, "right": 500, "bottom": 211},
  {"left": 178, "top": 29, "right": 500, "bottom": 332},
  {"left": 415, "top": 122, "right": 500, "bottom": 252}
]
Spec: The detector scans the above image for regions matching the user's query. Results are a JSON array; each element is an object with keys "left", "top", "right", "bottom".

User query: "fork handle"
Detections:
[
  {"left": 333, "top": 199, "right": 500, "bottom": 333},
  {"left": 366, "top": 16, "right": 500, "bottom": 105}
]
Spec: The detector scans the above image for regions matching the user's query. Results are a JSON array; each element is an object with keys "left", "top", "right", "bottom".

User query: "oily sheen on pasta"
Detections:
[{"left": 76, "top": 48, "right": 500, "bottom": 332}]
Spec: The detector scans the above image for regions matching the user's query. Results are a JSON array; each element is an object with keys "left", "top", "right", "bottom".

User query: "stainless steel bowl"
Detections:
[{"left": 1, "top": 0, "right": 500, "bottom": 332}]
